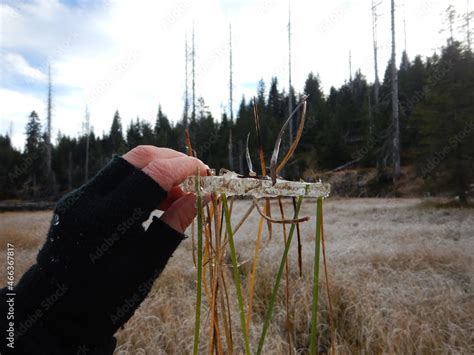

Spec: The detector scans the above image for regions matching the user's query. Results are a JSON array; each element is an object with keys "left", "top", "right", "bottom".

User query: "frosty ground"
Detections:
[{"left": 1, "top": 198, "right": 472, "bottom": 354}]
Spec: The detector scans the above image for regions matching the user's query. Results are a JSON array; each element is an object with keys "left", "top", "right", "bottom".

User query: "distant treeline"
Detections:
[{"left": 1, "top": 42, "right": 473, "bottom": 201}]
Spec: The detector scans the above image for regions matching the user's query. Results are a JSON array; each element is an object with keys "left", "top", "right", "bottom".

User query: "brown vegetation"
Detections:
[{"left": 0, "top": 199, "right": 472, "bottom": 354}]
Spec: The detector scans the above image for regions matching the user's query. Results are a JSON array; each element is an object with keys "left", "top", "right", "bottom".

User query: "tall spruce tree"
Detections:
[
  {"left": 25, "top": 111, "right": 43, "bottom": 194},
  {"left": 109, "top": 110, "right": 126, "bottom": 154},
  {"left": 155, "top": 105, "right": 172, "bottom": 147}
]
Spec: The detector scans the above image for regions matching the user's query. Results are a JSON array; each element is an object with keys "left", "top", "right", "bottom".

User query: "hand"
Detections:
[{"left": 122, "top": 145, "right": 210, "bottom": 234}]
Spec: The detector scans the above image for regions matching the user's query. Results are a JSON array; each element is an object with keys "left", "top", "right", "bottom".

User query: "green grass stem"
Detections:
[
  {"left": 309, "top": 197, "right": 323, "bottom": 354},
  {"left": 222, "top": 193, "right": 251, "bottom": 355}
]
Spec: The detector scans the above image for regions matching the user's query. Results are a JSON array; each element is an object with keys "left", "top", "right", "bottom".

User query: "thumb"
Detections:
[{"left": 160, "top": 192, "right": 210, "bottom": 234}]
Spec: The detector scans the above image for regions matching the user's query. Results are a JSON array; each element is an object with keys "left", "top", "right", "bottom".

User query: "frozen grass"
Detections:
[
  {"left": 0, "top": 198, "right": 473, "bottom": 354},
  {"left": 0, "top": 211, "right": 50, "bottom": 282}
]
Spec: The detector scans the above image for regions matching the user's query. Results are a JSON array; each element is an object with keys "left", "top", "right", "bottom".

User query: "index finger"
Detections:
[
  {"left": 143, "top": 156, "right": 209, "bottom": 191},
  {"left": 122, "top": 145, "right": 187, "bottom": 169}
]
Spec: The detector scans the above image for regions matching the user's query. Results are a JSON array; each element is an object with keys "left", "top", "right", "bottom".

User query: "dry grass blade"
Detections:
[
  {"left": 202, "top": 217, "right": 212, "bottom": 309},
  {"left": 185, "top": 128, "right": 194, "bottom": 156},
  {"left": 185, "top": 128, "right": 197, "bottom": 267},
  {"left": 276, "top": 100, "right": 307, "bottom": 175},
  {"left": 320, "top": 202, "right": 336, "bottom": 355},
  {"left": 245, "top": 132, "right": 255, "bottom": 175},
  {"left": 270, "top": 95, "right": 308, "bottom": 184},
  {"left": 245, "top": 213, "right": 265, "bottom": 333},
  {"left": 292, "top": 197, "right": 303, "bottom": 277},
  {"left": 253, "top": 198, "right": 309, "bottom": 224},
  {"left": 253, "top": 97, "right": 273, "bottom": 240},
  {"left": 220, "top": 270, "right": 234, "bottom": 354},
  {"left": 264, "top": 199, "right": 272, "bottom": 240},
  {"left": 252, "top": 97, "right": 266, "bottom": 176}
]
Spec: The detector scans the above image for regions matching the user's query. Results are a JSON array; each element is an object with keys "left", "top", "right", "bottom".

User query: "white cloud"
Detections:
[{"left": 1, "top": 53, "right": 47, "bottom": 82}]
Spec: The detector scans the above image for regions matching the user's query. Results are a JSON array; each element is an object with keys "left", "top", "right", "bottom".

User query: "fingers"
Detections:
[
  {"left": 142, "top": 156, "right": 209, "bottom": 191},
  {"left": 122, "top": 145, "right": 187, "bottom": 169},
  {"left": 160, "top": 193, "right": 211, "bottom": 233},
  {"left": 158, "top": 185, "right": 186, "bottom": 210}
]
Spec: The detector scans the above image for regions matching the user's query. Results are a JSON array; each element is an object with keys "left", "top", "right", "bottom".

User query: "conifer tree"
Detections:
[{"left": 109, "top": 110, "right": 126, "bottom": 154}]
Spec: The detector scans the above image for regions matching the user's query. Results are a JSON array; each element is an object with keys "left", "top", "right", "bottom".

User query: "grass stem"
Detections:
[
  {"left": 222, "top": 193, "right": 251, "bottom": 355},
  {"left": 309, "top": 197, "right": 323, "bottom": 355},
  {"left": 193, "top": 174, "right": 203, "bottom": 355}
]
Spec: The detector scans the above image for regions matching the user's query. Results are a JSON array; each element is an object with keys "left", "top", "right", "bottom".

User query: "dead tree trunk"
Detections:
[
  {"left": 228, "top": 128, "right": 234, "bottom": 171},
  {"left": 229, "top": 23, "right": 234, "bottom": 121},
  {"left": 372, "top": 0, "right": 381, "bottom": 107},
  {"left": 288, "top": 3, "right": 293, "bottom": 147},
  {"left": 192, "top": 24, "right": 196, "bottom": 121},
  {"left": 183, "top": 32, "right": 190, "bottom": 127}
]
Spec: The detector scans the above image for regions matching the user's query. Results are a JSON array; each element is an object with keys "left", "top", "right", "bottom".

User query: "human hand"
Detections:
[
  {"left": 123, "top": 145, "right": 210, "bottom": 234},
  {"left": 26, "top": 145, "right": 210, "bottom": 346}
]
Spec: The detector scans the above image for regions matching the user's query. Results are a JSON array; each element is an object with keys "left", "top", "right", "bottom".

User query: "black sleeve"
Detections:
[{"left": 0, "top": 155, "right": 186, "bottom": 354}]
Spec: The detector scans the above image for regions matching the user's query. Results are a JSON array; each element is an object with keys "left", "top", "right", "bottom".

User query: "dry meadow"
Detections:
[{"left": 1, "top": 198, "right": 473, "bottom": 354}]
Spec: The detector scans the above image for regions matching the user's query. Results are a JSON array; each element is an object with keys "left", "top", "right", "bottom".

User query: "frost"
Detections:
[{"left": 181, "top": 171, "right": 331, "bottom": 198}]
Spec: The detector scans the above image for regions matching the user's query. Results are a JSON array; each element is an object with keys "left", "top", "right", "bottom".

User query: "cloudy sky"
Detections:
[{"left": 0, "top": 0, "right": 469, "bottom": 149}]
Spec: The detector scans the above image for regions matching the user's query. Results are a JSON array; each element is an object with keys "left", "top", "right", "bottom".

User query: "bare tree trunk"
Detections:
[
  {"left": 288, "top": 3, "right": 293, "bottom": 147},
  {"left": 403, "top": 5, "right": 408, "bottom": 52},
  {"left": 228, "top": 24, "right": 234, "bottom": 171},
  {"left": 229, "top": 23, "right": 234, "bottom": 121},
  {"left": 465, "top": 0, "right": 472, "bottom": 51},
  {"left": 372, "top": 0, "right": 380, "bottom": 107},
  {"left": 192, "top": 24, "right": 196, "bottom": 121},
  {"left": 391, "top": 0, "right": 401, "bottom": 181},
  {"left": 287, "top": 3, "right": 299, "bottom": 178},
  {"left": 349, "top": 49, "right": 352, "bottom": 82},
  {"left": 228, "top": 128, "right": 234, "bottom": 171},
  {"left": 183, "top": 32, "right": 190, "bottom": 127}
]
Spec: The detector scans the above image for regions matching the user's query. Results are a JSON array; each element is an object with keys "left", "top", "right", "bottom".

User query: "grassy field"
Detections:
[{"left": 1, "top": 198, "right": 473, "bottom": 354}]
